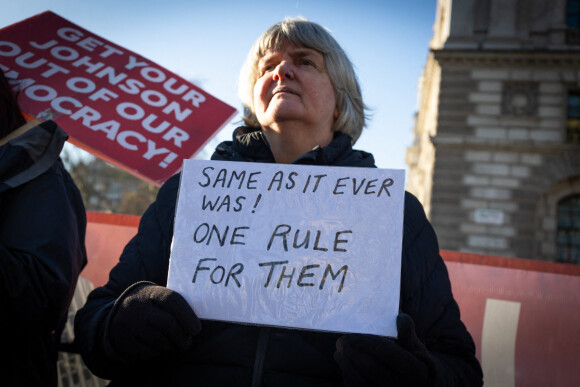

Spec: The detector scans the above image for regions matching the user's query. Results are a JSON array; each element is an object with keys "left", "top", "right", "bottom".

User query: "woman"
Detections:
[
  {"left": 0, "top": 69, "right": 87, "bottom": 386},
  {"left": 74, "top": 18, "right": 483, "bottom": 386}
]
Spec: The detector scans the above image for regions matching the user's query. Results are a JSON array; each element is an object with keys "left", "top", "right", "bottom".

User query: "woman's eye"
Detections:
[
  {"left": 260, "top": 65, "right": 274, "bottom": 75},
  {"left": 258, "top": 67, "right": 269, "bottom": 76}
]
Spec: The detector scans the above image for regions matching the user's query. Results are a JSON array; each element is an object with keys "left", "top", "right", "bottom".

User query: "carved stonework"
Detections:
[{"left": 502, "top": 82, "right": 539, "bottom": 116}]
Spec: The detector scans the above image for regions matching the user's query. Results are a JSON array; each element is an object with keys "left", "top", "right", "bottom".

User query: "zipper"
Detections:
[{"left": 251, "top": 327, "right": 271, "bottom": 387}]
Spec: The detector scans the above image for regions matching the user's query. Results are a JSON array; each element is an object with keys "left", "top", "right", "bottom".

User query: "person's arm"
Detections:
[
  {"left": 0, "top": 161, "right": 86, "bottom": 334},
  {"left": 334, "top": 192, "right": 483, "bottom": 386},
  {"left": 399, "top": 192, "right": 482, "bottom": 385},
  {"left": 74, "top": 174, "right": 200, "bottom": 379}
]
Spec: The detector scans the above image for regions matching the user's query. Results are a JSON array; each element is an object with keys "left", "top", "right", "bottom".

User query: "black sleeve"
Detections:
[
  {"left": 400, "top": 192, "right": 483, "bottom": 386},
  {"left": 0, "top": 161, "right": 86, "bottom": 336},
  {"left": 73, "top": 173, "right": 180, "bottom": 379}
]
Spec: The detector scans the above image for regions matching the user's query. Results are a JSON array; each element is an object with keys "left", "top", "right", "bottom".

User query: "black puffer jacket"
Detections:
[
  {"left": 0, "top": 120, "right": 87, "bottom": 386},
  {"left": 75, "top": 127, "right": 482, "bottom": 386}
]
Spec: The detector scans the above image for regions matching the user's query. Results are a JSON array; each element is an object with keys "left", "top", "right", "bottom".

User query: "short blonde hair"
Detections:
[{"left": 238, "top": 17, "right": 367, "bottom": 144}]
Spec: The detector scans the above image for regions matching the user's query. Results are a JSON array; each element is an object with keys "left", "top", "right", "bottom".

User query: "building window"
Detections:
[
  {"left": 556, "top": 195, "right": 580, "bottom": 264},
  {"left": 567, "top": 91, "right": 580, "bottom": 143},
  {"left": 567, "top": 0, "right": 580, "bottom": 44}
]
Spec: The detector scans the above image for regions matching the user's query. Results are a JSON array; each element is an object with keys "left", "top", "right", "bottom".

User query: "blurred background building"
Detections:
[{"left": 406, "top": 0, "right": 580, "bottom": 263}]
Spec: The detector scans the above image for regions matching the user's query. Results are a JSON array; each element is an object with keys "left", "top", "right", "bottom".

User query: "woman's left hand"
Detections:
[{"left": 334, "top": 314, "right": 432, "bottom": 386}]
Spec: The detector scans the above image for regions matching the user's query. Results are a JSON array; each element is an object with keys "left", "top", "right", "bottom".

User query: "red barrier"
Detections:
[
  {"left": 82, "top": 212, "right": 580, "bottom": 386},
  {"left": 442, "top": 251, "right": 580, "bottom": 386},
  {"left": 83, "top": 211, "right": 140, "bottom": 288}
]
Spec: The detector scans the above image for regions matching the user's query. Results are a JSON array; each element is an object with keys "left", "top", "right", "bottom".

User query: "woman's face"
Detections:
[{"left": 253, "top": 41, "right": 337, "bottom": 140}]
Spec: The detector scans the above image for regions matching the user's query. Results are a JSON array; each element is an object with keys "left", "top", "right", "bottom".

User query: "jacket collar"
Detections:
[{"left": 214, "top": 126, "right": 375, "bottom": 168}]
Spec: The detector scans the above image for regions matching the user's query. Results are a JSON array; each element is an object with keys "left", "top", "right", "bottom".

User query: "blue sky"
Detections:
[{"left": 1, "top": 0, "right": 436, "bottom": 173}]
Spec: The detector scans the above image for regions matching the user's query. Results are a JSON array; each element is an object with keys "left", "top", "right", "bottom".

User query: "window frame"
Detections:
[{"left": 556, "top": 194, "right": 580, "bottom": 264}]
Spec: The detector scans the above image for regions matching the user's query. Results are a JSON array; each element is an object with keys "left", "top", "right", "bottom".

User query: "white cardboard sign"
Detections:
[{"left": 167, "top": 160, "right": 405, "bottom": 337}]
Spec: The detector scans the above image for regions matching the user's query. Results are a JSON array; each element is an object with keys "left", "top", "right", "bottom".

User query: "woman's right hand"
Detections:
[{"left": 104, "top": 281, "right": 201, "bottom": 363}]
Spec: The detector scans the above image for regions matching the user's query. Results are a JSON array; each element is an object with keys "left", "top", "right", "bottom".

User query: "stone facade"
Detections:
[{"left": 407, "top": 0, "right": 580, "bottom": 261}]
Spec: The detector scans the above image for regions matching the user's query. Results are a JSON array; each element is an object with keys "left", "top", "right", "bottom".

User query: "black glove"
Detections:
[
  {"left": 104, "top": 281, "right": 201, "bottom": 363},
  {"left": 334, "top": 314, "right": 432, "bottom": 386}
]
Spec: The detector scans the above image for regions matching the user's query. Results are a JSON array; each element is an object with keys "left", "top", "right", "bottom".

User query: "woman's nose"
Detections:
[{"left": 273, "top": 61, "right": 294, "bottom": 81}]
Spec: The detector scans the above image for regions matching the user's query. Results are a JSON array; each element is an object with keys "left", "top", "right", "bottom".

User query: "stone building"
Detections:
[{"left": 406, "top": 0, "right": 580, "bottom": 263}]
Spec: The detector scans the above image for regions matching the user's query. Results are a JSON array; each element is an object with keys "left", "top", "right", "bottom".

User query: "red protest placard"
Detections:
[{"left": 0, "top": 11, "right": 237, "bottom": 185}]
